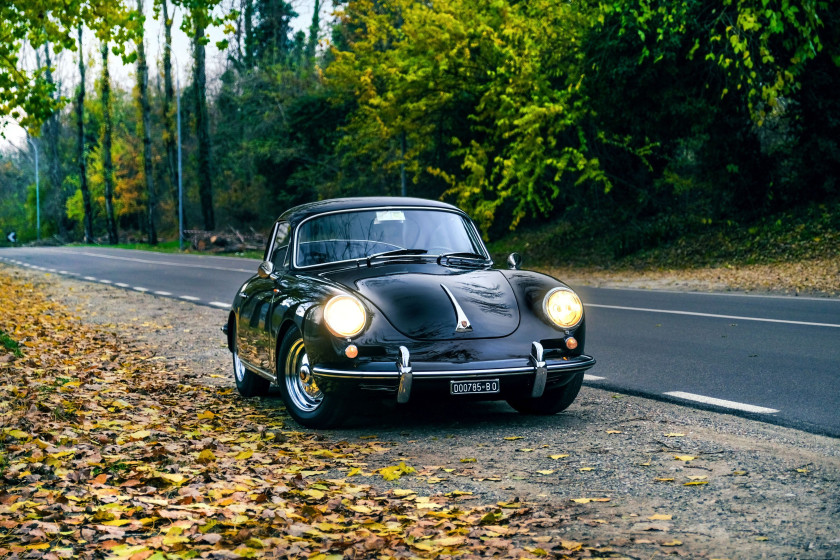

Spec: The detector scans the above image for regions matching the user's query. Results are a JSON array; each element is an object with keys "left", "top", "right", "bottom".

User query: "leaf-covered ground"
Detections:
[{"left": 0, "top": 272, "right": 617, "bottom": 559}]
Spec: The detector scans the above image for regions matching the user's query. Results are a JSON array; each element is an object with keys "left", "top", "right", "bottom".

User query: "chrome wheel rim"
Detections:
[
  {"left": 284, "top": 337, "right": 322, "bottom": 412},
  {"left": 233, "top": 348, "right": 246, "bottom": 383}
]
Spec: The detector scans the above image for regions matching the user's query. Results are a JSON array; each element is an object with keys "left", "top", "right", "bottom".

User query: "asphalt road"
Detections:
[{"left": 2, "top": 246, "right": 838, "bottom": 437}]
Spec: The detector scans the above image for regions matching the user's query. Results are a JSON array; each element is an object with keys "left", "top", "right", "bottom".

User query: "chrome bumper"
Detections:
[{"left": 311, "top": 341, "right": 595, "bottom": 404}]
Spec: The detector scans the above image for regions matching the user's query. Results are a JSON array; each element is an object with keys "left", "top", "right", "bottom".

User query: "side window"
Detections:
[{"left": 271, "top": 222, "right": 291, "bottom": 269}]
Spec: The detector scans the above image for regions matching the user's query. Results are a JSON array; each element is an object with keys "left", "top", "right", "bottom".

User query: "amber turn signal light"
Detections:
[
  {"left": 565, "top": 337, "right": 578, "bottom": 350},
  {"left": 345, "top": 344, "right": 359, "bottom": 359}
]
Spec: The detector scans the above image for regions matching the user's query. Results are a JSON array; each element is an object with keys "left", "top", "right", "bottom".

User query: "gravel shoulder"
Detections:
[{"left": 6, "top": 264, "right": 840, "bottom": 559}]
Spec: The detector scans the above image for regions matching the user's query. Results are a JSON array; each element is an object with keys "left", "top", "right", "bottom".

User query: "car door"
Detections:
[{"left": 237, "top": 222, "right": 291, "bottom": 371}]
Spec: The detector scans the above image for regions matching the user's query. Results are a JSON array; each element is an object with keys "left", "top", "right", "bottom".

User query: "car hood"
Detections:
[{"left": 323, "top": 266, "right": 520, "bottom": 340}]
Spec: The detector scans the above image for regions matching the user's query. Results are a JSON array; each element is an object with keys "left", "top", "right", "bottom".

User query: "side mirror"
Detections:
[
  {"left": 257, "top": 260, "right": 274, "bottom": 279},
  {"left": 507, "top": 252, "right": 522, "bottom": 270}
]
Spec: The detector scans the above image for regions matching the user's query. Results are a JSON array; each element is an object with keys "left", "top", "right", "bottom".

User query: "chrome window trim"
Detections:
[{"left": 290, "top": 206, "right": 490, "bottom": 271}]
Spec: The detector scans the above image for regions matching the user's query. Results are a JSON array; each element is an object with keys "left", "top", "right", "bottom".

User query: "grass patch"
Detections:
[
  {"left": 487, "top": 199, "right": 840, "bottom": 271},
  {"left": 68, "top": 240, "right": 263, "bottom": 260},
  {"left": 0, "top": 329, "right": 23, "bottom": 358}
]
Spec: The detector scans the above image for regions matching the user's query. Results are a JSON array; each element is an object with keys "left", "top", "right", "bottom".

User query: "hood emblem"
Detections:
[{"left": 440, "top": 284, "right": 473, "bottom": 333}]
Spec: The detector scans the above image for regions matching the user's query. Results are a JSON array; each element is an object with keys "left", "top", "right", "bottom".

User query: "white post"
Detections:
[{"left": 26, "top": 135, "right": 40, "bottom": 241}]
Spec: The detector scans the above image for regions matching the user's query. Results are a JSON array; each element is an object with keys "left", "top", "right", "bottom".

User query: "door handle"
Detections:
[{"left": 239, "top": 292, "right": 248, "bottom": 299}]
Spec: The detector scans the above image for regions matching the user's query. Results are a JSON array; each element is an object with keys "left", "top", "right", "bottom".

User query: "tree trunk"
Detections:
[
  {"left": 243, "top": 0, "right": 254, "bottom": 67},
  {"left": 77, "top": 26, "right": 94, "bottom": 243},
  {"left": 136, "top": 0, "right": 157, "bottom": 245},
  {"left": 100, "top": 42, "right": 118, "bottom": 245},
  {"left": 161, "top": 0, "right": 179, "bottom": 208},
  {"left": 42, "top": 42, "right": 68, "bottom": 238},
  {"left": 194, "top": 25, "right": 215, "bottom": 231}
]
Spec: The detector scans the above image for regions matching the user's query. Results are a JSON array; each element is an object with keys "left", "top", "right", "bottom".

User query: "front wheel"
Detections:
[
  {"left": 277, "top": 327, "right": 346, "bottom": 428},
  {"left": 506, "top": 372, "right": 584, "bottom": 415}
]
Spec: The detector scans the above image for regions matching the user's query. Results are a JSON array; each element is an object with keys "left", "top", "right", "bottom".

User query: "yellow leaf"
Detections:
[
  {"left": 662, "top": 540, "right": 683, "bottom": 546},
  {"left": 654, "top": 478, "right": 675, "bottom": 482},
  {"left": 579, "top": 467, "right": 594, "bottom": 472},
  {"left": 536, "top": 470, "right": 555, "bottom": 475},
  {"left": 560, "top": 541, "right": 582, "bottom": 551},
  {"left": 460, "top": 458, "right": 477, "bottom": 463},
  {"left": 684, "top": 480, "right": 708, "bottom": 486},
  {"left": 497, "top": 501, "right": 523, "bottom": 508},
  {"left": 503, "top": 436, "right": 524, "bottom": 440},
  {"left": 392, "top": 489, "right": 416, "bottom": 497},
  {"left": 432, "top": 536, "right": 465, "bottom": 547},
  {"left": 303, "top": 489, "right": 325, "bottom": 500},
  {"left": 664, "top": 433, "right": 685, "bottom": 437},
  {"left": 197, "top": 450, "right": 216, "bottom": 464},
  {"left": 648, "top": 514, "right": 672, "bottom": 521},
  {"left": 606, "top": 430, "right": 622, "bottom": 434},
  {"left": 348, "top": 504, "right": 372, "bottom": 514},
  {"left": 549, "top": 454, "right": 569, "bottom": 460},
  {"left": 235, "top": 450, "right": 253, "bottom": 461},
  {"left": 197, "top": 411, "right": 215, "bottom": 420},
  {"left": 796, "top": 468, "right": 809, "bottom": 474},
  {"left": 570, "top": 497, "right": 610, "bottom": 504},
  {"left": 346, "top": 467, "right": 362, "bottom": 477},
  {"left": 674, "top": 455, "right": 696, "bottom": 462},
  {"left": 130, "top": 430, "right": 151, "bottom": 439},
  {"left": 755, "top": 536, "right": 769, "bottom": 541}
]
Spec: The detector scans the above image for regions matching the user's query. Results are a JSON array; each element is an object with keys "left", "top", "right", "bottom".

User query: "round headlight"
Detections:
[
  {"left": 324, "top": 295, "right": 367, "bottom": 338},
  {"left": 544, "top": 288, "right": 583, "bottom": 329}
]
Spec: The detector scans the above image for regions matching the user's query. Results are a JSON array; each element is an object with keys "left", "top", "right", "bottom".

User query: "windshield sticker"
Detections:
[{"left": 374, "top": 211, "right": 405, "bottom": 223}]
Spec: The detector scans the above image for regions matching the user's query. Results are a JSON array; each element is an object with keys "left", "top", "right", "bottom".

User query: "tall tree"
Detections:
[
  {"left": 40, "top": 42, "right": 69, "bottom": 238},
  {"left": 193, "top": 20, "right": 215, "bottom": 231},
  {"left": 158, "top": 0, "right": 180, "bottom": 208},
  {"left": 76, "top": 26, "right": 94, "bottom": 243},
  {"left": 136, "top": 0, "right": 158, "bottom": 245},
  {"left": 100, "top": 42, "right": 119, "bottom": 244}
]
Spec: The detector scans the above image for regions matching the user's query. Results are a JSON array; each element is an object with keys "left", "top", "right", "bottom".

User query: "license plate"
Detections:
[{"left": 450, "top": 379, "right": 500, "bottom": 395}]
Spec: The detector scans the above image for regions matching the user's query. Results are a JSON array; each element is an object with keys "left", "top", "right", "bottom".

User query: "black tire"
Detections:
[
  {"left": 232, "top": 325, "right": 270, "bottom": 397},
  {"left": 506, "top": 372, "right": 584, "bottom": 415},
  {"left": 277, "top": 327, "right": 346, "bottom": 428}
]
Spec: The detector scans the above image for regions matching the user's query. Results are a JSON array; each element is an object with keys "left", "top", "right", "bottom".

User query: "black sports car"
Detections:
[{"left": 224, "top": 197, "right": 595, "bottom": 427}]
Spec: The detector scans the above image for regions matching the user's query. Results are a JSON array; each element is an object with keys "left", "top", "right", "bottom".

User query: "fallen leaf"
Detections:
[
  {"left": 662, "top": 540, "right": 683, "bottom": 547},
  {"left": 648, "top": 514, "right": 672, "bottom": 521},
  {"left": 664, "top": 433, "right": 685, "bottom": 437},
  {"left": 548, "top": 454, "right": 570, "bottom": 460},
  {"left": 460, "top": 458, "right": 477, "bottom": 463},
  {"left": 503, "top": 436, "right": 524, "bottom": 440},
  {"left": 674, "top": 455, "right": 696, "bottom": 462},
  {"left": 606, "top": 430, "right": 622, "bottom": 434},
  {"left": 684, "top": 480, "right": 709, "bottom": 486}
]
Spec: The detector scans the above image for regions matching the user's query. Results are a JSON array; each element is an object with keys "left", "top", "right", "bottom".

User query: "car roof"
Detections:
[{"left": 276, "top": 197, "right": 465, "bottom": 226}]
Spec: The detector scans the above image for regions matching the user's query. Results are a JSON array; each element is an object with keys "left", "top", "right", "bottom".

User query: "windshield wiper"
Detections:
[
  {"left": 436, "top": 252, "right": 491, "bottom": 267},
  {"left": 366, "top": 248, "right": 428, "bottom": 266}
]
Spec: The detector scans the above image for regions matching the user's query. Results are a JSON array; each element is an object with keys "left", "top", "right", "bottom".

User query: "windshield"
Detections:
[{"left": 294, "top": 208, "right": 486, "bottom": 267}]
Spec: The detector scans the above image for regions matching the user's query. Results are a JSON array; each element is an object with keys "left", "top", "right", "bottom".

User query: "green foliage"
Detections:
[
  {"left": 0, "top": 1, "right": 140, "bottom": 132},
  {"left": 0, "top": 329, "right": 23, "bottom": 358},
  {"left": 328, "top": 0, "right": 612, "bottom": 233}
]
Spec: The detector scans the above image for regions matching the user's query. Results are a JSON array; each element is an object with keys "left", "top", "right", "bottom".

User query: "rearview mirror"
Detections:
[
  {"left": 257, "top": 261, "right": 274, "bottom": 279},
  {"left": 507, "top": 252, "right": 522, "bottom": 270}
]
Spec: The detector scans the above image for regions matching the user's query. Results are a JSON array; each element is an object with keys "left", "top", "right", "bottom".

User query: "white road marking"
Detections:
[
  {"left": 71, "top": 250, "right": 254, "bottom": 273},
  {"left": 99, "top": 279, "right": 112, "bottom": 284},
  {"left": 209, "top": 301, "right": 230, "bottom": 309},
  {"left": 586, "top": 303, "right": 840, "bottom": 329},
  {"left": 115, "top": 283, "right": 129, "bottom": 288},
  {"left": 59, "top": 270, "right": 68, "bottom": 274},
  {"left": 584, "top": 374, "right": 605, "bottom": 381},
  {"left": 180, "top": 295, "right": 200, "bottom": 301},
  {"left": 133, "top": 287, "right": 149, "bottom": 292},
  {"left": 83, "top": 276, "right": 97, "bottom": 281},
  {"left": 154, "top": 291, "right": 172, "bottom": 296},
  {"left": 664, "top": 391, "right": 779, "bottom": 414}
]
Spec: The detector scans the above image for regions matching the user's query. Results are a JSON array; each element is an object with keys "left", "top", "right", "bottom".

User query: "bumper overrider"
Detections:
[{"left": 312, "top": 341, "right": 595, "bottom": 404}]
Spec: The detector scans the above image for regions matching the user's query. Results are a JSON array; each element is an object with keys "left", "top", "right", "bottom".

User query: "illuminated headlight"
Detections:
[
  {"left": 544, "top": 288, "right": 583, "bottom": 329},
  {"left": 324, "top": 295, "right": 367, "bottom": 338}
]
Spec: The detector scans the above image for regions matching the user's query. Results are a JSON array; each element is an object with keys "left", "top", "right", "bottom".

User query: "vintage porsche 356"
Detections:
[{"left": 224, "top": 197, "right": 595, "bottom": 427}]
